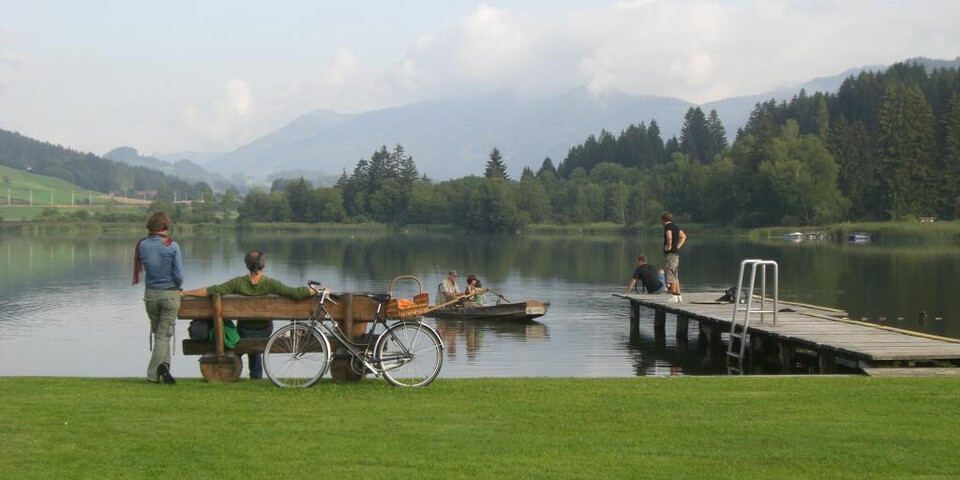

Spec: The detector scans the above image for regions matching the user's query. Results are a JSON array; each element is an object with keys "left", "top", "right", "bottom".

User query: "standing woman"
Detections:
[{"left": 133, "top": 211, "right": 184, "bottom": 384}]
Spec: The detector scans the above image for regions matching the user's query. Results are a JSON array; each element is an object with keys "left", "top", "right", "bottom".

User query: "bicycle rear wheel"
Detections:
[
  {"left": 375, "top": 321, "right": 443, "bottom": 387},
  {"left": 264, "top": 322, "right": 331, "bottom": 388}
]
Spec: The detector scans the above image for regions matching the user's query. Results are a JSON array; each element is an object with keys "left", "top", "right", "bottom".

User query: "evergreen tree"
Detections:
[
  {"left": 706, "top": 109, "right": 728, "bottom": 158},
  {"left": 646, "top": 120, "right": 666, "bottom": 166},
  {"left": 664, "top": 136, "right": 680, "bottom": 158},
  {"left": 878, "top": 85, "right": 937, "bottom": 219},
  {"left": 537, "top": 157, "right": 557, "bottom": 178},
  {"left": 680, "top": 107, "right": 711, "bottom": 163},
  {"left": 484, "top": 147, "right": 509, "bottom": 180},
  {"left": 367, "top": 146, "right": 391, "bottom": 188},
  {"left": 812, "top": 95, "right": 830, "bottom": 140},
  {"left": 941, "top": 92, "right": 960, "bottom": 218},
  {"left": 829, "top": 117, "right": 879, "bottom": 219}
]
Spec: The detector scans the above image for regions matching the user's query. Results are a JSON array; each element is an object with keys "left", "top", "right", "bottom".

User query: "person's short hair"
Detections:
[
  {"left": 466, "top": 274, "right": 477, "bottom": 284},
  {"left": 448, "top": 270, "right": 458, "bottom": 277},
  {"left": 661, "top": 211, "right": 673, "bottom": 222},
  {"left": 637, "top": 255, "right": 648, "bottom": 264},
  {"left": 244, "top": 250, "right": 266, "bottom": 272},
  {"left": 146, "top": 211, "right": 170, "bottom": 232}
]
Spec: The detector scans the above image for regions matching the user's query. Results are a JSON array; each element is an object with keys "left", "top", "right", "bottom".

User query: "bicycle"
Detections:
[{"left": 263, "top": 281, "right": 444, "bottom": 388}]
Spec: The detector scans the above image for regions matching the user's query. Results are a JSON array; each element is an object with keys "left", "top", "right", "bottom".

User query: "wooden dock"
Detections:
[{"left": 616, "top": 292, "right": 960, "bottom": 374}]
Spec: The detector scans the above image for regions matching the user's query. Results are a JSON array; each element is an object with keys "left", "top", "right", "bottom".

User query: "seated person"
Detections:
[
  {"left": 439, "top": 270, "right": 462, "bottom": 303},
  {"left": 181, "top": 250, "right": 321, "bottom": 379},
  {"left": 464, "top": 274, "right": 486, "bottom": 307},
  {"left": 624, "top": 255, "right": 664, "bottom": 294}
]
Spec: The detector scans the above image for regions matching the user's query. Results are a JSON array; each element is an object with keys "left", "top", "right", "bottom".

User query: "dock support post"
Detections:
[
  {"left": 654, "top": 309, "right": 667, "bottom": 349},
  {"left": 818, "top": 351, "right": 835, "bottom": 374},
  {"left": 629, "top": 301, "right": 641, "bottom": 346},
  {"left": 676, "top": 313, "right": 689, "bottom": 350},
  {"left": 779, "top": 341, "right": 794, "bottom": 373}
]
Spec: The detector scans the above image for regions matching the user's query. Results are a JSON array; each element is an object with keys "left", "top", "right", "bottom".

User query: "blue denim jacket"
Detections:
[{"left": 138, "top": 235, "right": 184, "bottom": 290}]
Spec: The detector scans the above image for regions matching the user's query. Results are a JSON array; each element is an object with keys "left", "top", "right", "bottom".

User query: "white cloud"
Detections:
[{"left": 183, "top": 79, "right": 256, "bottom": 149}]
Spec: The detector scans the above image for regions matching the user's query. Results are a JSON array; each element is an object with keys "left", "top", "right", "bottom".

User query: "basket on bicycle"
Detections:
[{"left": 385, "top": 275, "right": 430, "bottom": 319}]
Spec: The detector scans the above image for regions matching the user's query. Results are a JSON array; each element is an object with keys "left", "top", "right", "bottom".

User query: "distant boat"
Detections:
[
  {"left": 784, "top": 232, "right": 803, "bottom": 241},
  {"left": 848, "top": 232, "right": 872, "bottom": 243},
  {"left": 426, "top": 300, "right": 550, "bottom": 322}
]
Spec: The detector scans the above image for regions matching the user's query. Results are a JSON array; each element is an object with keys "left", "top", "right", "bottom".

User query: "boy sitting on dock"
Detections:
[{"left": 624, "top": 255, "right": 664, "bottom": 294}]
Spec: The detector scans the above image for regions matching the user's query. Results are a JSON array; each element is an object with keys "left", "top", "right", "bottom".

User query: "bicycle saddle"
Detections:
[{"left": 360, "top": 293, "right": 392, "bottom": 303}]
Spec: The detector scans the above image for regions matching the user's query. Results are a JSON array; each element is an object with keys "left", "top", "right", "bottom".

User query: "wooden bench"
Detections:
[{"left": 178, "top": 292, "right": 382, "bottom": 383}]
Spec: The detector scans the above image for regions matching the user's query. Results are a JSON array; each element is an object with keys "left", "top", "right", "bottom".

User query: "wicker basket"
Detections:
[{"left": 385, "top": 275, "right": 430, "bottom": 319}]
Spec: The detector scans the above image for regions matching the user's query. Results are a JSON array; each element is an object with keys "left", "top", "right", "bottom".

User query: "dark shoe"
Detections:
[{"left": 157, "top": 363, "right": 176, "bottom": 385}]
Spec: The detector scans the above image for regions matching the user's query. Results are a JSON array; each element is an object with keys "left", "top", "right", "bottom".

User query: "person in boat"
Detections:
[
  {"left": 134, "top": 211, "right": 184, "bottom": 385},
  {"left": 464, "top": 274, "right": 486, "bottom": 307},
  {"left": 624, "top": 255, "right": 664, "bottom": 294},
  {"left": 439, "top": 270, "right": 463, "bottom": 303},
  {"left": 181, "top": 250, "right": 321, "bottom": 379}
]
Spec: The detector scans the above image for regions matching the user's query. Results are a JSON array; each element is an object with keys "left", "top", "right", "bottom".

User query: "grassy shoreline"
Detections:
[{"left": 3, "top": 376, "right": 959, "bottom": 478}]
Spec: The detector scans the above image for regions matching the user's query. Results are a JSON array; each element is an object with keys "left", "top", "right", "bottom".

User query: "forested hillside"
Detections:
[
  {"left": 0, "top": 130, "right": 211, "bottom": 201},
  {"left": 237, "top": 61, "right": 959, "bottom": 231}
]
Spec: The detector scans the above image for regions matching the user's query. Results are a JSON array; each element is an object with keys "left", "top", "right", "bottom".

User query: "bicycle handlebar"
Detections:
[{"left": 307, "top": 280, "right": 337, "bottom": 305}]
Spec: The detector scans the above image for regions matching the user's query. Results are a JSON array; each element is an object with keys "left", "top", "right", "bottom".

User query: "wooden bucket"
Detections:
[{"left": 199, "top": 352, "right": 242, "bottom": 383}]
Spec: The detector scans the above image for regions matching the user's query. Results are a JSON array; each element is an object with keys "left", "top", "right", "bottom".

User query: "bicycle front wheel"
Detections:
[
  {"left": 264, "top": 323, "right": 331, "bottom": 388},
  {"left": 375, "top": 321, "right": 443, "bottom": 387}
]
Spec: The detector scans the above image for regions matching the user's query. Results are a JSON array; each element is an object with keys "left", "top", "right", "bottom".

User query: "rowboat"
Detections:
[
  {"left": 848, "top": 232, "right": 872, "bottom": 243},
  {"left": 425, "top": 300, "right": 550, "bottom": 322}
]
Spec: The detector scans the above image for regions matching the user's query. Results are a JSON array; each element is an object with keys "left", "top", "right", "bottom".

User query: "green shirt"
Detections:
[{"left": 207, "top": 275, "right": 313, "bottom": 329}]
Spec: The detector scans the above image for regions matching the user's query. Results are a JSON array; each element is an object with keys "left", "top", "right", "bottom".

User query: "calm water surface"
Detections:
[{"left": 1, "top": 231, "right": 957, "bottom": 379}]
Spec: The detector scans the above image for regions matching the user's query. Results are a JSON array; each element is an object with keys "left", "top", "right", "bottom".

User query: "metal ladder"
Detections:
[{"left": 727, "top": 259, "right": 779, "bottom": 374}]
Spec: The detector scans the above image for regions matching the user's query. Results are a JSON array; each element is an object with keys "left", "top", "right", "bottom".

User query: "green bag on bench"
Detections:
[{"left": 208, "top": 320, "right": 240, "bottom": 349}]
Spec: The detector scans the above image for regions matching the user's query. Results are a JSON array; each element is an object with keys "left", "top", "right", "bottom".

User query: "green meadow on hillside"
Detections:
[{"left": 0, "top": 164, "right": 111, "bottom": 206}]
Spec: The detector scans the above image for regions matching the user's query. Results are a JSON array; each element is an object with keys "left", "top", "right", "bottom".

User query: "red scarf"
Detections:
[{"left": 133, "top": 233, "right": 174, "bottom": 285}]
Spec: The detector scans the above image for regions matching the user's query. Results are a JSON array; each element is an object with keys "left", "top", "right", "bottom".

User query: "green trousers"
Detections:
[{"left": 144, "top": 288, "right": 181, "bottom": 382}]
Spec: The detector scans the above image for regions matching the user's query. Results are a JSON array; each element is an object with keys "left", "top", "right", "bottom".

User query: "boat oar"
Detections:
[
  {"left": 424, "top": 291, "right": 481, "bottom": 314},
  {"left": 486, "top": 288, "right": 509, "bottom": 304}
]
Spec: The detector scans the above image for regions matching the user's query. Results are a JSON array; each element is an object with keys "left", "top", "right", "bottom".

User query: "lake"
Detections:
[{"left": 1, "top": 230, "right": 957, "bottom": 379}]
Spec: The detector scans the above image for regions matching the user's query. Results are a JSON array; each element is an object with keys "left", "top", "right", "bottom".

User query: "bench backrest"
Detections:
[{"left": 178, "top": 293, "right": 382, "bottom": 322}]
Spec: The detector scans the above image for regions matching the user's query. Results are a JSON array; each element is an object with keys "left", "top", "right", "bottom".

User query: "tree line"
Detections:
[{"left": 238, "top": 62, "right": 958, "bottom": 230}]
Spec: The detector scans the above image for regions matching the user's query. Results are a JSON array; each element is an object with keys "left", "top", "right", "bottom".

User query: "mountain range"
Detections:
[
  {"left": 102, "top": 146, "right": 234, "bottom": 191},
  {"left": 142, "top": 56, "right": 960, "bottom": 183}
]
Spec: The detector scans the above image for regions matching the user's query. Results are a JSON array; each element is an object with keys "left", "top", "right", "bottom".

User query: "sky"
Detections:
[{"left": 1, "top": 0, "right": 958, "bottom": 157}]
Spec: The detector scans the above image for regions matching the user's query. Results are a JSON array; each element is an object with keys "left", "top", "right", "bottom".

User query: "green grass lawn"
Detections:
[{"left": 2, "top": 376, "right": 958, "bottom": 479}]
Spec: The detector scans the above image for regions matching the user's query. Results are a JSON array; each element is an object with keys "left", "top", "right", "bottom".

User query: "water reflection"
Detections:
[{"left": 435, "top": 319, "right": 549, "bottom": 361}]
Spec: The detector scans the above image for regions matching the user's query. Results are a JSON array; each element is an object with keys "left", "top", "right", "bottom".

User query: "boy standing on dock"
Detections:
[{"left": 662, "top": 212, "right": 686, "bottom": 303}]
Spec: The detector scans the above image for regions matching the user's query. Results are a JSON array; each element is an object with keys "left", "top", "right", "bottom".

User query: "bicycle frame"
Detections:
[{"left": 304, "top": 289, "right": 435, "bottom": 376}]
